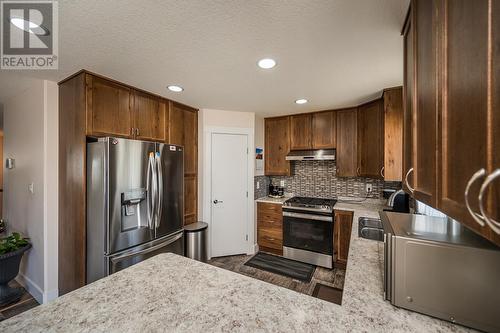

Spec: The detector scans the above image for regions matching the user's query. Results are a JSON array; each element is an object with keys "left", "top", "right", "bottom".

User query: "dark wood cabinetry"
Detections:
[
  {"left": 257, "top": 202, "right": 283, "bottom": 255},
  {"left": 333, "top": 210, "right": 353, "bottom": 269},
  {"left": 290, "top": 114, "right": 312, "bottom": 150},
  {"left": 169, "top": 102, "right": 198, "bottom": 225},
  {"left": 133, "top": 91, "right": 167, "bottom": 142},
  {"left": 265, "top": 116, "right": 291, "bottom": 176},
  {"left": 312, "top": 111, "right": 336, "bottom": 149},
  {"left": 357, "top": 100, "right": 384, "bottom": 178},
  {"left": 383, "top": 88, "right": 403, "bottom": 181},
  {"left": 412, "top": 0, "right": 439, "bottom": 207},
  {"left": 59, "top": 70, "right": 198, "bottom": 294},
  {"left": 403, "top": 1, "right": 500, "bottom": 245},
  {"left": 336, "top": 108, "right": 358, "bottom": 177},
  {"left": 86, "top": 75, "right": 133, "bottom": 137}
]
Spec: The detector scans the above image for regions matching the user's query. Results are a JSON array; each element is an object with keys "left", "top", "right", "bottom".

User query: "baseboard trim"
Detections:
[
  {"left": 43, "top": 289, "right": 59, "bottom": 303},
  {"left": 15, "top": 273, "right": 43, "bottom": 304}
]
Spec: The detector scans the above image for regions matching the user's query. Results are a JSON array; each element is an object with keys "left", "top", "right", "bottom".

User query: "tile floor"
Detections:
[
  {"left": 0, "top": 281, "right": 39, "bottom": 321},
  {"left": 208, "top": 253, "right": 345, "bottom": 302}
]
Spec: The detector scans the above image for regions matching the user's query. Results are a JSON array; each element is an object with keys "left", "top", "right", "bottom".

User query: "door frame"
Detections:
[{"left": 202, "top": 126, "right": 254, "bottom": 259}]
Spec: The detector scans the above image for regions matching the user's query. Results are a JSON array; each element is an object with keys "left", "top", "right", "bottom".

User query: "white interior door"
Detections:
[{"left": 211, "top": 133, "right": 248, "bottom": 257}]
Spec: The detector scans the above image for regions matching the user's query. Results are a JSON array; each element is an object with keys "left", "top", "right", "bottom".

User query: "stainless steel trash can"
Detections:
[{"left": 184, "top": 222, "right": 208, "bottom": 262}]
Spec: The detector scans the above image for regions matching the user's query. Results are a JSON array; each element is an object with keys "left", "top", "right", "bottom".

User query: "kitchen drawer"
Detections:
[{"left": 258, "top": 227, "right": 283, "bottom": 250}]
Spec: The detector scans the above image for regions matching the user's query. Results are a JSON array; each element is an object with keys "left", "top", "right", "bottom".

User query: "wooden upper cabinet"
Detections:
[
  {"left": 437, "top": 0, "right": 500, "bottom": 245},
  {"left": 413, "top": 0, "right": 438, "bottom": 207},
  {"left": 265, "top": 116, "right": 291, "bottom": 176},
  {"left": 86, "top": 75, "right": 133, "bottom": 137},
  {"left": 168, "top": 102, "right": 198, "bottom": 225},
  {"left": 383, "top": 88, "right": 403, "bottom": 181},
  {"left": 336, "top": 109, "right": 357, "bottom": 177},
  {"left": 290, "top": 114, "right": 312, "bottom": 150},
  {"left": 133, "top": 91, "right": 167, "bottom": 142},
  {"left": 403, "top": 14, "right": 414, "bottom": 194},
  {"left": 169, "top": 102, "right": 198, "bottom": 176},
  {"left": 357, "top": 100, "right": 384, "bottom": 178},
  {"left": 312, "top": 111, "right": 336, "bottom": 149},
  {"left": 168, "top": 102, "right": 185, "bottom": 146}
]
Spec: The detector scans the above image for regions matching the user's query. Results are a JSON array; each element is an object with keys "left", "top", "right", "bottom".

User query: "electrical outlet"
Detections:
[
  {"left": 28, "top": 182, "right": 34, "bottom": 194},
  {"left": 365, "top": 183, "right": 373, "bottom": 193},
  {"left": 256, "top": 181, "right": 260, "bottom": 190},
  {"left": 280, "top": 180, "right": 285, "bottom": 187}
]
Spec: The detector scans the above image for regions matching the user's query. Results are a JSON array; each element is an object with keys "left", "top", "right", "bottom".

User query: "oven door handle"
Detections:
[{"left": 283, "top": 211, "right": 333, "bottom": 222}]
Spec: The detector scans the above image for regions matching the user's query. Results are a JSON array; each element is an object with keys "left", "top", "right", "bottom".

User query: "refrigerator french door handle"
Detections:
[
  {"left": 109, "top": 232, "right": 183, "bottom": 262},
  {"left": 155, "top": 152, "right": 163, "bottom": 229},
  {"left": 147, "top": 152, "right": 157, "bottom": 230}
]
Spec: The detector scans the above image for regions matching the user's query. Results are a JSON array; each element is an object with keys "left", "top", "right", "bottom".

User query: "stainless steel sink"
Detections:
[{"left": 358, "top": 217, "right": 384, "bottom": 241}]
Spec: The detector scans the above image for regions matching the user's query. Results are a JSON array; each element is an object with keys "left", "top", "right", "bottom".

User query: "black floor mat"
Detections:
[{"left": 244, "top": 252, "right": 315, "bottom": 282}]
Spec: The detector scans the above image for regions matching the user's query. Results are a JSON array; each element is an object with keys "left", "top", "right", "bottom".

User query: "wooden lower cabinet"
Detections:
[
  {"left": 333, "top": 210, "right": 354, "bottom": 269},
  {"left": 257, "top": 202, "right": 283, "bottom": 255}
]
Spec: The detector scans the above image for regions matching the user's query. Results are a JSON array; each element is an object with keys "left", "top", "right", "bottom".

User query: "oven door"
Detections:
[{"left": 283, "top": 211, "right": 333, "bottom": 255}]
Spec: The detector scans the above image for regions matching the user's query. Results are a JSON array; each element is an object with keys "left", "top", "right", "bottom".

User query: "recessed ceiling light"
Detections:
[
  {"left": 257, "top": 58, "right": 276, "bottom": 69},
  {"left": 295, "top": 99, "right": 308, "bottom": 105},
  {"left": 167, "top": 85, "right": 183, "bottom": 92},
  {"left": 10, "top": 17, "right": 49, "bottom": 35}
]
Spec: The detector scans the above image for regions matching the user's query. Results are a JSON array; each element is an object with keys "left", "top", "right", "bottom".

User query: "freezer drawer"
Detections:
[{"left": 107, "top": 231, "right": 184, "bottom": 275}]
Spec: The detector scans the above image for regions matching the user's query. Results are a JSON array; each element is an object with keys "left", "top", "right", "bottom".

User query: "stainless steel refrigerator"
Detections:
[{"left": 86, "top": 137, "right": 184, "bottom": 283}]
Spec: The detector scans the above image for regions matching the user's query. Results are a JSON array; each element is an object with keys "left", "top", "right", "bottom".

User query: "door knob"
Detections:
[{"left": 213, "top": 199, "right": 223, "bottom": 204}]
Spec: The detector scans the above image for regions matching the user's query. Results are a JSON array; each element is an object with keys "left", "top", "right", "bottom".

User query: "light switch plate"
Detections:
[
  {"left": 256, "top": 181, "right": 260, "bottom": 189},
  {"left": 28, "top": 183, "right": 34, "bottom": 194}
]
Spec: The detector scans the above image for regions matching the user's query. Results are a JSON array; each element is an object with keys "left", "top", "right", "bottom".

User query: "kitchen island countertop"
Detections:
[{"left": 1, "top": 200, "right": 473, "bottom": 332}]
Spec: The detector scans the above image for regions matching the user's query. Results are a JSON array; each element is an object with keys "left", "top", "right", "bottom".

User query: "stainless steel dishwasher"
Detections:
[{"left": 380, "top": 211, "right": 500, "bottom": 333}]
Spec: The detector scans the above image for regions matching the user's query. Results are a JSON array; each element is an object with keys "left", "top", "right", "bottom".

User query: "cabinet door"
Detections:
[
  {"left": 257, "top": 202, "right": 283, "bottom": 255},
  {"left": 438, "top": 0, "right": 500, "bottom": 244},
  {"left": 403, "top": 14, "right": 415, "bottom": 194},
  {"left": 133, "top": 91, "right": 167, "bottom": 142},
  {"left": 312, "top": 111, "right": 336, "bottom": 149},
  {"left": 184, "top": 176, "right": 197, "bottom": 225},
  {"left": 290, "top": 114, "right": 312, "bottom": 150},
  {"left": 357, "top": 100, "right": 384, "bottom": 178},
  {"left": 168, "top": 102, "right": 198, "bottom": 225},
  {"left": 168, "top": 102, "right": 185, "bottom": 146},
  {"left": 413, "top": 0, "right": 438, "bottom": 206},
  {"left": 86, "top": 75, "right": 133, "bottom": 137},
  {"left": 333, "top": 210, "right": 353, "bottom": 269},
  {"left": 265, "top": 117, "right": 291, "bottom": 176},
  {"left": 383, "top": 88, "right": 403, "bottom": 181},
  {"left": 336, "top": 109, "right": 357, "bottom": 177}
]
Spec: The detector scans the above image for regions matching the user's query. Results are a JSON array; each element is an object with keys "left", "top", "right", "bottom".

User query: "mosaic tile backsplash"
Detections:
[{"left": 256, "top": 161, "right": 401, "bottom": 199}]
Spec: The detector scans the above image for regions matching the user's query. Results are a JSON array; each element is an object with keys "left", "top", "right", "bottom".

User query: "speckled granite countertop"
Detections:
[
  {"left": 1, "top": 200, "right": 474, "bottom": 332},
  {"left": 334, "top": 199, "right": 474, "bottom": 332}
]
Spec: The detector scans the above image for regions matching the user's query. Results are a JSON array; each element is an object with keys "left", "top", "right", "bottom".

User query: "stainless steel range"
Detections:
[{"left": 282, "top": 197, "right": 337, "bottom": 268}]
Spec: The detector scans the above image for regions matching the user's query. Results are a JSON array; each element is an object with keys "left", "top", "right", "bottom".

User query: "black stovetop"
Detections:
[{"left": 283, "top": 196, "right": 337, "bottom": 212}]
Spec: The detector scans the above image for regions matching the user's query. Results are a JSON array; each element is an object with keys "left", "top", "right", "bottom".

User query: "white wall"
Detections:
[
  {"left": 43, "top": 81, "right": 59, "bottom": 302},
  {"left": 254, "top": 115, "right": 265, "bottom": 177},
  {"left": 198, "top": 109, "right": 256, "bottom": 257},
  {"left": 3, "top": 79, "right": 58, "bottom": 304}
]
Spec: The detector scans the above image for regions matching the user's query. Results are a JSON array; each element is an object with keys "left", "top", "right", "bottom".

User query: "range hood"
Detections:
[{"left": 285, "top": 149, "right": 336, "bottom": 161}]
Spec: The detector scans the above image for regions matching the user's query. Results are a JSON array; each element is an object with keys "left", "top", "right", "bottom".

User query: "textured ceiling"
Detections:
[{"left": 0, "top": 0, "right": 409, "bottom": 115}]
